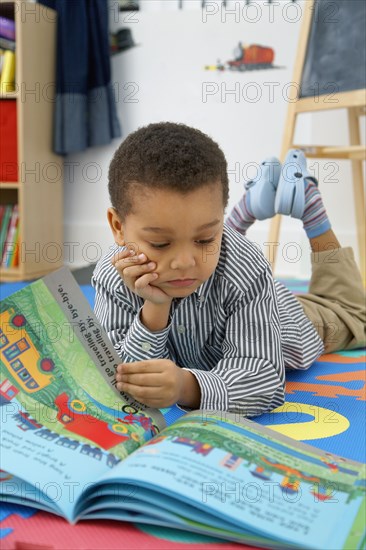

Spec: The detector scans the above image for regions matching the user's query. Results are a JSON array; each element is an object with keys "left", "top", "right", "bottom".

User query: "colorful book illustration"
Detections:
[{"left": 0, "top": 268, "right": 365, "bottom": 550}]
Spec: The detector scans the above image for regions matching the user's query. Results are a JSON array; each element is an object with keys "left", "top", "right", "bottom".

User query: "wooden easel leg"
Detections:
[
  {"left": 267, "top": 215, "right": 282, "bottom": 271},
  {"left": 267, "top": 2, "right": 314, "bottom": 274},
  {"left": 348, "top": 107, "right": 366, "bottom": 282},
  {"left": 267, "top": 109, "right": 298, "bottom": 273}
]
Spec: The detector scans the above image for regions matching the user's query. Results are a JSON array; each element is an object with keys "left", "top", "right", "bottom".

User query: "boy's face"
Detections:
[{"left": 110, "top": 183, "right": 225, "bottom": 298}]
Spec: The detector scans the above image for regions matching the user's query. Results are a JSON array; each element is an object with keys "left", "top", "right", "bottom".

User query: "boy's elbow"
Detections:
[
  {"left": 228, "top": 387, "right": 285, "bottom": 418},
  {"left": 249, "top": 395, "right": 285, "bottom": 418}
]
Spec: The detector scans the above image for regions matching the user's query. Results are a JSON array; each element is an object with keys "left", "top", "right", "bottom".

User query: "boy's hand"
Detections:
[
  {"left": 116, "top": 359, "right": 201, "bottom": 409},
  {"left": 111, "top": 248, "right": 171, "bottom": 305}
]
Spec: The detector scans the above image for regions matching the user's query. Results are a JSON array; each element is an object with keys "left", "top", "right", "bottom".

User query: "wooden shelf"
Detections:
[
  {"left": 0, "top": 266, "right": 21, "bottom": 281},
  {"left": 0, "top": 0, "right": 63, "bottom": 281},
  {"left": 0, "top": 90, "right": 18, "bottom": 99},
  {"left": 0, "top": 181, "right": 19, "bottom": 188},
  {"left": 0, "top": 265, "right": 57, "bottom": 281}
]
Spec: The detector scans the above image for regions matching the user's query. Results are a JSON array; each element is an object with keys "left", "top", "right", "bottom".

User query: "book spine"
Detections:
[
  {"left": 0, "top": 204, "right": 4, "bottom": 229},
  {"left": 0, "top": 37, "right": 15, "bottom": 51},
  {"left": 0, "top": 99, "right": 18, "bottom": 182},
  {"left": 0, "top": 17, "right": 15, "bottom": 41},
  {"left": 2, "top": 204, "right": 18, "bottom": 267},
  {"left": 0, "top": 205, "right": 12, "bottom": 264},
  {"left": 0, "top": 50, "right": 15, "bottom": 93},
  {"left": 0, "top": 49, "right": 5, "bottom": 74},
  {"left": 10, "top": 220, "right": 20, "bottom": 267}
]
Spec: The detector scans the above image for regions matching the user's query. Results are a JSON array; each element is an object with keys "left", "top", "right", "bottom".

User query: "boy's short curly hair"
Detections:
[{"left": 108, "top": 122, "right": 229, "bottom": 219}]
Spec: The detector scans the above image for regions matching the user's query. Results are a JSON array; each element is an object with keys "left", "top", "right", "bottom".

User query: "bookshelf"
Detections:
[{"left": 0, "top": 0, "right": 63, "bottom": 281}]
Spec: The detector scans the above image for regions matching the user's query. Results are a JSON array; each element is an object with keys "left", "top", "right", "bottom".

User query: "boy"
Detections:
[{"left": 92, "top": 122, "right": 365, "bottom": 417}]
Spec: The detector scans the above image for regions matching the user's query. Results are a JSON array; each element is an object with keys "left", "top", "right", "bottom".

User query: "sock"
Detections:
[
  {"left": 226, "top": 192, "right": 255, "bottom": 236},
  {"left": 302, "top": 180, "right": 331, "bottom": 238}
]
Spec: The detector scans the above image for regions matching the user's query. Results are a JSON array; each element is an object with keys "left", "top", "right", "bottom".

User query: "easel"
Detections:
[{"left": 268, "top": 0, "right": 366, "bottom": 280}]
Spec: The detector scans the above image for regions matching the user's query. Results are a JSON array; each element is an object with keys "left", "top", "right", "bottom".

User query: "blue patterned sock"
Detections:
[
  {"left": 302, "top": 180, "right": 331, "bottom": 238},
  {"left": 226, "top": 192, "right": 256, "bottom": 236}
]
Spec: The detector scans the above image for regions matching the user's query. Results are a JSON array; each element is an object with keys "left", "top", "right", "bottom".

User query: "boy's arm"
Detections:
[
  {"left": 113, "top": 266, "right": 286, "bottom": 415},
  {"left": 93, "top": 267, "right": 201, "bottom": 408},
  {"left": 92, "top": 264, "right": 176, "bottom": 364},
  {"left": 140, "top": 300, "right": 171, "bottom": 332},
  {"left": 186, "top": 268, "right": 286, "bottom": 417}
]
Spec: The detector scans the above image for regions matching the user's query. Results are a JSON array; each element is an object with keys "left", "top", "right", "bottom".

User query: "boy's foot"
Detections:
[
  {"left": 275, "top": 149, "right": 331, "bottom": 238},
  {"left": 274, "top": 149, "right": 316, "bottom": 218},
  {"left": 245, "top": 157, "right": 281, "bottom": 220},
  {"left": 226, "top": 157, "right": 281, "bottom": 235}
]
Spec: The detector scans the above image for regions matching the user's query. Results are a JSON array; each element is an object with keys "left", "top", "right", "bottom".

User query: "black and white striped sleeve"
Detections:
[
  {"left": 92, "top": 257, "right": 173, "bottom": 363},
  {"left": 187, "top": 267, "right": 286, "bottom": 417}
]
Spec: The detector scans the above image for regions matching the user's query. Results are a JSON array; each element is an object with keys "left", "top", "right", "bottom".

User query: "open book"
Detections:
[{"left": 0, "top": 268, "right": 365, "bottom": 550}]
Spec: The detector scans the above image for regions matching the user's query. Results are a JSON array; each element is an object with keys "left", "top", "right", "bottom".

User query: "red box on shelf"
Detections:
[{"left": 0, "top": 99, "right": 18, "bottom": 182}]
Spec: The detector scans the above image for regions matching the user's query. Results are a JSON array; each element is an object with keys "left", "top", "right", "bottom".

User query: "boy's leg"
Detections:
[
  {"left": 226, "top": 190, "right": 255, "bottom": 235},
  {"left": 228, "top": 149, "right": 365, "bottom": 353},
  {"left": 296, "top": 231, "right": 366, "bottom": 353},
  {"left": 273, "top": 151, "right": 365, "bottom": 353},
  {"left": 226, "top": 157, "right": 281, "bottom": 234}
]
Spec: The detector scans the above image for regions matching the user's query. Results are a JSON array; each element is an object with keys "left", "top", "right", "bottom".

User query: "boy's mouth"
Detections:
[{"left": 166, "top": 279, "right": 197, "bottom": 288}]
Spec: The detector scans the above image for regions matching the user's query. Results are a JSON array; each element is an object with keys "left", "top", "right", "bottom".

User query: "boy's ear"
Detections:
[{"left": 107, "top": 208, "right": 125, "bottom": 246}]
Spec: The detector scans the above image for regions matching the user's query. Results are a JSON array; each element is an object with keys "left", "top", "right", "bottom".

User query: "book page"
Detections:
[
  {"left": 42, "top": 267, "right": 165, "bottom": 431},
  {"left": 0, "top": 403, "right": 109, "bottom": 520},
  {"left": 97, "top": 411, "right": 366, "bottom": 549},
  {"left": 0, "top": 269, "right": 165, "bottom": 517}
]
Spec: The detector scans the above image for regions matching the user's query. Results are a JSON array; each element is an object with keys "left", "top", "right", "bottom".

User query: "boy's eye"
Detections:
[
  {"left": 196, "top": 238, "right": 215, "bottom": 245},
  {"left": 148, "top": 238, "right": 215, "bottom": 249},
  {"left": 149, "top": 242, "right": 169, "bottom": 249}
]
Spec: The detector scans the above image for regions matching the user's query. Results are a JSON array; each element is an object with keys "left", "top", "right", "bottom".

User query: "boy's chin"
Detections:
[
  {"left": 168, "top": 288, "right": 196, "bottom": 298},
  {"left": 154, "top": 283, "right": 199, "bottom": 298}
]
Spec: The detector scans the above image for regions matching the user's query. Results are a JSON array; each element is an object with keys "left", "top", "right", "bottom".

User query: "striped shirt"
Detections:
[{"left": 92, "top": 224, "right": 324, "bottom": 417}]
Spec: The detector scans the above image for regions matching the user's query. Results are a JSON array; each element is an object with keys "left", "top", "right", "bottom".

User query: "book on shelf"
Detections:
[
  {"left": 0, "top": 49, "right": 5, "bottom": 74},
  {"left": 0, "top": 203, "right": 13, "bottom": 263},
  {"left": 0, "top": 48, "right": 15, "bottom": 93},
  {"left": 0, "top": 202, "right": 4, "bottom": 228},
  {"left": 0, "top": 268, "right": 365, "bottom": 550},
  {"left": 0, "top": 16, "right": 15, "bottom": 41},
  {"left": 1, "top": 203, "right": 18, "bottom": 267},
  {"left": 0, "top": 98, "right": 17, "bottom": 181},
  {"left": 0, "top": 36, "right": 15, "bottom": 52},
  {"left": 9, "top": 216, "right": 19, "bottom": 267}
]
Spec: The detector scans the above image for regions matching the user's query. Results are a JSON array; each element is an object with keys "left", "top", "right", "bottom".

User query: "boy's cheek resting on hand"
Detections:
[{"left": 115, "top": 359, "right": 201, "bottom": 409}]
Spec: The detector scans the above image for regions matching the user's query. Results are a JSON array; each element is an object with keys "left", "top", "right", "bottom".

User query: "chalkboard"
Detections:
[{"left": 300, "top": 0, "right": 366, "bottom": 98}]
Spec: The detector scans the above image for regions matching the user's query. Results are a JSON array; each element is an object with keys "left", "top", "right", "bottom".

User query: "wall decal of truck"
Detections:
[{"left": 205, "top": 43, "right": 278, "bottom": 72}]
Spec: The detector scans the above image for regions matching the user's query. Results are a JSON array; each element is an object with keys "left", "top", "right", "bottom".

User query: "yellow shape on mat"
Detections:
[{"left": 265, "top": 402, "right": 350, "bottom": 441}]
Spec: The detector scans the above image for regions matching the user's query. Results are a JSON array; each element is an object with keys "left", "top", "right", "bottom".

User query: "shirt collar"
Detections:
[
  {"left": 194, "top": 275, "right": 214, "bottom": 308},
  {"left": 193, "top": 229, "right": 227, "bottom": 308}
]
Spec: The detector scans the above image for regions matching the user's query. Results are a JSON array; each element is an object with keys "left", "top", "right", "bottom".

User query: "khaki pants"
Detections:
[{"left": 297, "top": 247, "right": 366, "bottom": 354}]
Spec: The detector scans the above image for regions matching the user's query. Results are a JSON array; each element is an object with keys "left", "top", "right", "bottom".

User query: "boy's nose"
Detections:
[{"left": 170, "top": 250, "right": 196, "bottom": 270}]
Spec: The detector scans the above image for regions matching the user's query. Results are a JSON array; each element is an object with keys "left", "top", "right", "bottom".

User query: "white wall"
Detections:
[{"left": 64, "top": 0, "right": 365, "bottom": 278}]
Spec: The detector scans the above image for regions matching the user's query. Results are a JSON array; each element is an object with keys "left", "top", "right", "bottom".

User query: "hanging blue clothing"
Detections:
[{"left": 38, "top": 0, "right": 121, "bottom": 155}]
